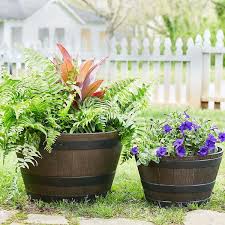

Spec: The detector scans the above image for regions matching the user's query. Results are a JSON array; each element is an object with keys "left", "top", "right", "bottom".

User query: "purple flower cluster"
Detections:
[
  {"left": 130, "top": 146, "right": 139, "bottom": 155},
  {"left": 179, "top": 121, "right": 193, "bottom": 132},
  {"left": 198, "top": 134, "right": 216, "bottom": 156},
  {"left": 156, "top": 146, "right": 167, "bottom": 157},
  {"left": 163, "top": 124, "right": 172, "bottom": 133},
  {"left": 162, "top": 112, "right": 224, "bottom": 158},
  {"left": 219, "top": 133, "right": 225, "bottom": 142},
  {"left": 206, "top": 134, "right": 217, "bottom": 150},
  {"left": 179, "top": 117, "right": 200, "bottom": 133},
  {"left": 173, "top": 138, "right": 184, "bottom": 148},
  {"left": 198, "top": 133, "right": 225, "bottom": 157},
  {"left": 198, "top": 145, "right": 209, "bottom": 157},
  {"left": 151, "top": 112, "right": 225, "bottom": 160},
  {"left": 176, "top": 146, "right": 186, "bottom": 157},
  {"left": 173, "top": 138, "right": 186, "bottom": 157}
]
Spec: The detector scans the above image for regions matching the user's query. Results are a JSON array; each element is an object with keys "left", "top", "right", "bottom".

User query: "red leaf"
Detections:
[
  {"left": 56, "top": 44, "right": 75, "bottom": 82},
  {"left": 57, "top": 43, "right": 72, "bottom": 61},
  {"left": 82, "top": 80, "right": 103, "bottom": 100},
  {"left": 82, "top": 57, "right": 108, "bottom": 89},
  {"left": 92, "top": 90, "right": 105, "bottom": 99},
  {"left": 77, "top": 59, "right": 94, "bottom": 84},
  {"left": 60, "top": 59, "right": 74, "bottom": 83}
]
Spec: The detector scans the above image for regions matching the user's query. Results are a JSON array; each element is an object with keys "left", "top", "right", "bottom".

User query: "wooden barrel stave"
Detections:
[
  {"left": 20, "top": 131, "right": 121, "bottom": 201},
  {"left": 23, "top": 148, "right": 120, "bottom": 177},
  {"left": 138, "top": 149, "right": 223, "bottom": 205}
]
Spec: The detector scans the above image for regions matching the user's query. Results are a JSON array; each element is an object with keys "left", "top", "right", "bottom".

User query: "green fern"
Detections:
[
  {"left": 0, "top": 49, "right": 68, "bottom": 169},
  {"left": 0, "top": 48, "right": 151, "bottom": 169}
]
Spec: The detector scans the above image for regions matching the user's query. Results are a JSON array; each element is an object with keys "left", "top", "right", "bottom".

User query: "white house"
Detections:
[{"left": 0, "top": 0, "right": 107, "bottom": 55}]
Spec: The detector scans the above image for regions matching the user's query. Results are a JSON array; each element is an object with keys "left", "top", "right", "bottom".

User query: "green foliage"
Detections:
[
  {"left": 0, "top": 49, "right": 151, "bottom": 169},
  {"left": 214, "top": 0, "right": 225, "bottom": 30},
  {"left": 215, "top": 1, "right": 225, "bottom": 17},
  {"left": 0, "top": 50, "right": 68, "bottom": 169}
]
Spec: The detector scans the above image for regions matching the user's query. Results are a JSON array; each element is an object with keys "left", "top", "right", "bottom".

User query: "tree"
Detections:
[
  {"left": 71, "top": 0, "right": 134, "bottom": 38},
  {"left": 143, "top": 0, "right": 214, "bottom": 41},
  {"left": 68, "top": 0, "right": 217, "bottom": 42},
  {"left": 213, "top": 0, "right": 225, "bottom": 30},
  {"left": 128, "top": 0, "right": 215, "bottom": 41}
]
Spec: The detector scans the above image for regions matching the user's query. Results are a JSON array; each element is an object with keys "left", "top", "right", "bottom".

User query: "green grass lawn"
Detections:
[{"left": 1, "top": 106, "right": 225, "bottom": 225}]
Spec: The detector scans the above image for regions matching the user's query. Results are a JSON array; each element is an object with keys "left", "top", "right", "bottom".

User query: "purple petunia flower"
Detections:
[
  {"left": 198, "top": 145, "right": 209, "bottom": 157},
  {"left": 156, "top": 146, "right": 167, "bottom": 157},
  {"left": 130, "top": 146, "right": 139, "bottom": 155},
  {"left": 176, "top": 146, "right": 186, "bottom": 157},
  {"left": 179, "top": 121, "right": 193, "bottom": 132},
  {"left": 184, "top": 111, "right": 190, "bottom": 119},
  {"left": 205, "top": 134, "right": 217, "bottom": 150},
  {"left": 173, "top": 138, "right": 184, "bottom": 149},
  {"left": 163, "top": 124, "right": 172, "bottom": 133},
  {"left": 207, "top": 134, "right": 217, "bottom": 143},
  {"left": 218, "top": 132, "right": 225, "bottom": 142}
]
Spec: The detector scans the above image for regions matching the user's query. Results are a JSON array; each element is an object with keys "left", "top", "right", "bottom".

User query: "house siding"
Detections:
[
  {"left": 0, "top": 22, "right": 4, "bottom": 44},
  {"left": 23, "top": 1, "right": 82, "bottom": 48}
]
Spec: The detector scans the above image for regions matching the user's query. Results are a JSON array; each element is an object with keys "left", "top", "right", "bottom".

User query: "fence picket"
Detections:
[
  {"left": 131, "top": 38, "right": 139, "bottom": 77},
  {"left": 120, "top": 38, "right": 128, "bottom": 79},
  {"left": 214, "top": 30, "right": 224, "bottom": 109},
  {"left": 186, "top": 38, "right": 194, "bottom": 103},
  {"left": 189, "top": 34, "right": 202, "bottom": 108},
  {"left": 152, "top": 37, "right": 161, "bottom": 101},
  {"left": 164, "top": 38, "right": 172, "bottom": 102},
  {"left": 201, "top": 30, "right": 211, "bottom": 108},
  {"left": 142, "top": 38, "right": 150, "bottom": 82},
  {"left": 175, "top": 38, "right": 183, "bottom": 103},
  {"left": 109, "top": 37, "right": 118, "bottom": 81}
]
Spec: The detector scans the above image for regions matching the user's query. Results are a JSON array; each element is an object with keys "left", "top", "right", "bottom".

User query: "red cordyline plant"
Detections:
[{"left": 53, "top": 44, "right": 107, "bottom": 106}]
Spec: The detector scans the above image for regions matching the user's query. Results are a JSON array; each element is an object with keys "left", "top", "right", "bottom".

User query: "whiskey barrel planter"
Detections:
[
  {"left": 137, "top": 148, "right": 223, "bottom": 206},
  {"left": 20, "top": 131, "right": 121, "bottom": 202}
]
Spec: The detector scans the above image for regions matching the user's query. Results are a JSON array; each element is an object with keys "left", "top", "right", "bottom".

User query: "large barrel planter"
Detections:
[
  {"left": 20, "top": 131, "right": 121, "bottom": 202},
  {"left": 137, "top": 148, "right": 223, "bottom": 206}
]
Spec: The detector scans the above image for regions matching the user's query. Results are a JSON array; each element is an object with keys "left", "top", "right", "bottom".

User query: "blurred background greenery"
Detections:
[{"left": 71, "top": 0, "right": 225, "bottom": 43}]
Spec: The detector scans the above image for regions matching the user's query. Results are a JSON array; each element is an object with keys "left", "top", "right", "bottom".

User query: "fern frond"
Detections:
[
  {"left": 45, "top": 128, "right": 60, "bottom": 152},
  {"left": 104, "top": 78, "right": 135, "bottom": 100}
]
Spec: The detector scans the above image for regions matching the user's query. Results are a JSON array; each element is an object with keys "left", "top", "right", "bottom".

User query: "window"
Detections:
[
  {"left": 55, "top": 28, "right": 65, "bottom": 44},
  {"left": 99, "top": 31, "right": 106, "bottom": 48},
  {"left": 38, "top": 28, "right": 49, "bottom": 47},
  {"left": 81, "top": 28, "right": 91, "bottom": 51},
  {"left": 11, "top": 27, "right": 23, "bottom": 46}
]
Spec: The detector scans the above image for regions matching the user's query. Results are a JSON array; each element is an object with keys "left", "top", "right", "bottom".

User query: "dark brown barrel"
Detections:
[
  {"left": 20, "top": 131, "right": 121, "bottom": 202},
  {"left": 138, "top": 148, "right": 223, "bottom": 206}
]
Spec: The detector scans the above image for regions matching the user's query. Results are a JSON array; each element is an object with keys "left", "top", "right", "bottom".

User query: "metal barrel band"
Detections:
[
  {"left": 49, "top": 139, "right": 120, "bottom": 150},
  {"left": 22, "top": 172, "right": 115, "bottom": 187},
  {"left": 141, "top": 180, "right": 215, "bottom": 193},
  {"left": 148, "top": 156, "right": 222, "bottom": 169}
]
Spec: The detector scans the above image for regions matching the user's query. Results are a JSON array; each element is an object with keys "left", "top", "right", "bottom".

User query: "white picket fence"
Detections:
[
  {"left": 107, "top": 30, "right": 225, "bottom": 109},
  {"left": 1, "top": 29, "right": 225, "bottom": 109}
]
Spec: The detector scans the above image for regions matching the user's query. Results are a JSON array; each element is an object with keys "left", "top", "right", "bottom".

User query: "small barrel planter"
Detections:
[
  {"left": 20, "top": 131, "right": 121, "bottom": 202},
  {"left": 137, "top": 148, "right": 223, "bottom": 206}
]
